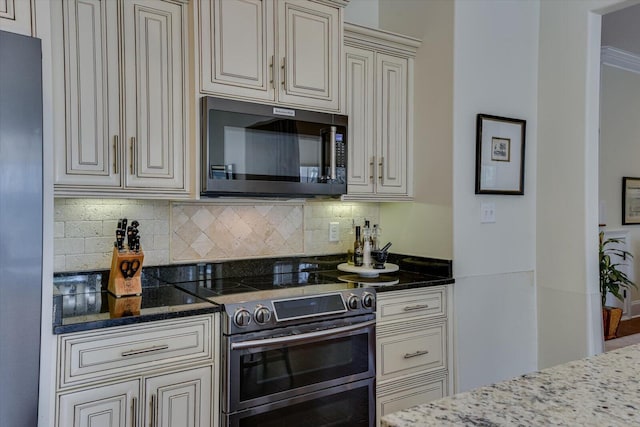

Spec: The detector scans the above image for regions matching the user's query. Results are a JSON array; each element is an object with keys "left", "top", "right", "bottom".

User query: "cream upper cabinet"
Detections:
[
  {"left": 199, "top": 0, "right": 344, "bottom": 112},
  {"left": 343, "top": 23, "right": 420, "bottom": 200},
  {"left": 52, "top": 0, "right": 189, "bottom": 198},
  {"left": 344, "top": 45, "right": 375, "bottom": 193},
  {"left": 200, "top": 0, "right": 275, "bottom": 101},
  {"left": 122, "top": 0, "right": 186, "bottom": 190},
  {"left": 276, "top": 0, "right": 340, "bottom": 110},
  {"left": 54, "top": 0, "right": 121, "bottom": 188},
  {"left": 0, "top": 0, "right": 34, "bottom": 35}
]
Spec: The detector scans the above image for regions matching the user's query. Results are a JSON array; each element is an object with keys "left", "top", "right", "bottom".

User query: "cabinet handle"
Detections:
[
  {"left": 378, "top": 157, "right": 384, "bottom": 184},
  {"left": 150, "top": 394, "right": 156, "bottom": 427},
  {"left": 130, "top": 137, "right": 136, "bottom": 174},
  {"left": 269, "top": 55, "right": 274, "bottom": 89},
  {"left": 403, "top": 304, "right": 429, "bottom": 311},
  {"left": 121, "top": 344, "right": 169, "bottom": 357},
  {"left": 281, "top": 57, "right": 286, "bottom": 87},
  {"left": 113, "top": 135, "right": 119, "bottom": 174},
  {"left": 369, "top": 157, "right": 374, "bottom": 183},
  {"left": 404, "top": 349, "right": 429, "bottom": 359},
  {"left": 131, "top": 396, "right": 137, "bottom": 427}
]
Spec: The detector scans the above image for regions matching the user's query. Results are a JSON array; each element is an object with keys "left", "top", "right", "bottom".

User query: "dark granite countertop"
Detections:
[
  {"left": 52, "top": 271, "right": 219, "bottom": 334},
  {"left": 53, "top": 253, "right": 453, "bottom": 334}
]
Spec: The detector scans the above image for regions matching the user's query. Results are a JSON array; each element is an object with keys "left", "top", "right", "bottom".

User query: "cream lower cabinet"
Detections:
[
  {"left": 375, "top": 287, "right": 452, "bottom": 426},
  {"left": 344, "top": 23, "right": 421, "bottom": 200},
  {"left": 55, "top": 315, "right": 218, "bottom": 427},
  {"left": 51, "top": 0, "right": 189, "bottom": 198},
  {"left": 198, "top": 0, "right": 343, "bottom": 112},
  {"left": 58, "top": 367, "right": 211, "bottom": 427},
  {"left": 0, "top": 0, "right": 33, "bottom": 35},
  {"left": 58, "top": 379, "right": 140, "bottom": 427}
]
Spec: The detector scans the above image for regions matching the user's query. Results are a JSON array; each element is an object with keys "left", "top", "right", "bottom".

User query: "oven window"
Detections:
[
  {"left": 239, "top": 333, "right": 370, "bottom": 402},
  {"left": 238, "top": 384, "right": 370, "bottom": 427}
]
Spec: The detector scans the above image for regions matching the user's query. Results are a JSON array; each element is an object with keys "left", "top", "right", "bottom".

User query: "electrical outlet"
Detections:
[
  {"left": 329, "top": 222, "right": 340, "bottom": 242},
  {"left": 481, "top": 202, "right": 496, "bottom": 223}
]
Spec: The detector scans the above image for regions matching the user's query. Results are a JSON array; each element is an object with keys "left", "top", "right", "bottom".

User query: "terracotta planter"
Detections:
[{"left": 602, "top": 307, "right": 623, "bottom": 340}]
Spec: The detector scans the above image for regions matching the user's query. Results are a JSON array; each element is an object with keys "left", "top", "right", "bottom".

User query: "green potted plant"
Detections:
[{"left": 599, "top": 231, "right": 637, "bottom": 340}]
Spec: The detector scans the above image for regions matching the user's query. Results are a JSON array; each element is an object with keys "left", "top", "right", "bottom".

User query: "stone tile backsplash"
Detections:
[
  {"left": 54, "top": 198, "right": 379, "bottom": 272},
  {"left": 54, "top": 199, "right": 170, "bottom": 272}
]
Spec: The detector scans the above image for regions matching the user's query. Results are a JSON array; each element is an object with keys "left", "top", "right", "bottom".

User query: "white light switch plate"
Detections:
[
  {"left": 329, "top": 222, "right": 340, "bottom": 242},
  {"left": 481, "top": 202, "right": 496, "bottom": 223}
]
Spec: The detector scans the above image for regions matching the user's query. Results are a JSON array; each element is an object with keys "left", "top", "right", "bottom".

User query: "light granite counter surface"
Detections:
[{"left": 382, "top": 344, "right": 640, "bottom": 426}]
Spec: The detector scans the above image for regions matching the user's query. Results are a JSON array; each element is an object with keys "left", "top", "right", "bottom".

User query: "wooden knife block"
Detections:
[
  {"left": 108, "top": 247, "right": 144, "bottom": 297},
  {"left": 108, "top": 293, "right": 142, "bottom": 318}
]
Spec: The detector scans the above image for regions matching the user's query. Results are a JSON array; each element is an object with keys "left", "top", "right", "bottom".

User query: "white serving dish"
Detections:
[{"left": 337, "top": 262, "right": 399, "bottom": 277}]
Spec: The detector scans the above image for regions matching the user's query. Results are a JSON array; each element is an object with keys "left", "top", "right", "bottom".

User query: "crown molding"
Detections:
[
  {"left": 601, "top": 46, "right": 640, "bottom": 75},
  {"left": 344, "top": 22, "right": 422, "bottom": 57}
]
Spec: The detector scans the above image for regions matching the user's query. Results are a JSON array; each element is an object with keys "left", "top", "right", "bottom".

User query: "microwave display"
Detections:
[{"left": 202, "top": 97, "right": 347, "bottom": 197}]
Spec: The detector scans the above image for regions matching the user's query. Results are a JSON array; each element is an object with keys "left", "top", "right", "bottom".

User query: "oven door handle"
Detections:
[{"left": 230, "top": 320, "right": 376, "bottom": 351}]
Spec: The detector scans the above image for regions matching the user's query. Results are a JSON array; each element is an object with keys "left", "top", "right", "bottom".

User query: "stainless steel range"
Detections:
[
  {"left": 217, "top": 285, "right": 376, "bottom": 427},
  {"left": 149, "top": 264, "right": 379, "bottom": 426}
]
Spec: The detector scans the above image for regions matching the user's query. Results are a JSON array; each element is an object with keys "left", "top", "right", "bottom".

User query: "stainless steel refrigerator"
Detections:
[{"left": 0, "top": 30, "right": 43, "bottom": 426}]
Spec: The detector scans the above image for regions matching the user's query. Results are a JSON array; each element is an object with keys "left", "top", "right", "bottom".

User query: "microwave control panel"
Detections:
[{"left": 336, "top": 134, "right": 346, "bottom": 168}]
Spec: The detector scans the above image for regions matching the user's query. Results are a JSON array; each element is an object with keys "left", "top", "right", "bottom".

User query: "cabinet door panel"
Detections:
[
  {"left": 145, "top": 367, "right": 212, "bottom": 427},
  {"left": 0, "top": 0, "right": 32, "bottom": 35},
  {"left": 377, "top": 374, "right": 447, "bottom": 423},
  {"left": 56, "top": 0, "right": 120, "bottom": 186},
  {"left": 58, "top": 380, "right": 139, "bottom": 427},
  {"left": 123, "top": 0, "right": 185, "bottom": 190},
  {"left": 345, "top": 45, "right": 375, "bottom": 194},
  {"left": 200, "top": 0, "right": 274, "bottom": 100},
  {"left": 277, "top": 0, "right": 340, "bottom": 110},
  {"left": 376, "top": 53, "right": 408, "bottom": 195}
]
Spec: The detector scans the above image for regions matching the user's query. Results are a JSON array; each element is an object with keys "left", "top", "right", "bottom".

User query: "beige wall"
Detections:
[
  {"left": 599, "top": 65, "right": 640, "bottom": 307},
  {"left": 378, "top": 0, "right": 454, "bottom": 260}
]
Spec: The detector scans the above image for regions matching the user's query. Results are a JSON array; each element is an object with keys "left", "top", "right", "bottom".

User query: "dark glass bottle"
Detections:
[{"left": 354, "top": 226, "right": 364, "bottom": 267}]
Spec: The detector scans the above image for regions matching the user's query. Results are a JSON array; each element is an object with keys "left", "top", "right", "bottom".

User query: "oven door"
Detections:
[
  {"left": 223, "top": 315, "right": 375, "bottom": 413},
  {"left": 225, "top": 377, "right": 374, "bottom": 427}
]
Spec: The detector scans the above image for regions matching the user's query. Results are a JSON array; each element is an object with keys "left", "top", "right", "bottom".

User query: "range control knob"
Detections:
[
  {"left": 233, "top": 308, "right": 252, "bottom": 327},
  {"left": 254, "top": 305, "right": 272, "bottom": 324},
  {"left": 362, "top": 292, "right": 375, "bottom": 309},
  {"left": 347, "top": 294, "right": 360, "bottom": 310}
]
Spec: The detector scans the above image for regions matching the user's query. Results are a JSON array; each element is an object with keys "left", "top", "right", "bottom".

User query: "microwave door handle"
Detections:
[
  {"left": 329, "top": 126, "right": 337, "bottom": 180},
  {"left": 230, "top": 319, "right": 376, "bottom": 351}
]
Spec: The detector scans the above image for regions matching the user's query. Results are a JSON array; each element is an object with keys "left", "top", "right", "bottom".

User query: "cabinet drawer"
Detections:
[
  {"left": 377, "top": 287, "right": 445, "bottom": 323},
  {"left": 377, "top": 322, "right": 445, "bottom": 380},
  {"left": 58, "top": 315, "right": 213, "bottom": 389},
  {"left": 377, "top": 373, "right": 448, "bottom": 426}
]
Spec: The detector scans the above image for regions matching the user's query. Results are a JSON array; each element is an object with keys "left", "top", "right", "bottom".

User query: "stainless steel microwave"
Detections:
[{"left": 201, "top": 97, "right": 348, "bottom": 197}]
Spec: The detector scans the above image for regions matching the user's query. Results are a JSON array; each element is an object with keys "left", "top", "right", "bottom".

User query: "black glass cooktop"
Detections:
[{"left": 146, "top": 263, "right": 451, "bottom": 303}]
